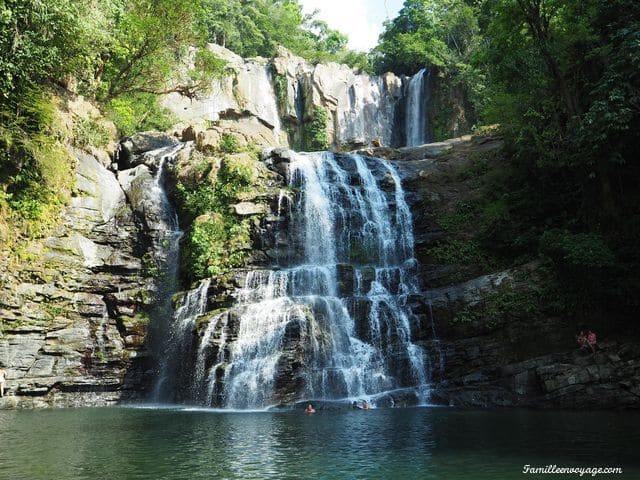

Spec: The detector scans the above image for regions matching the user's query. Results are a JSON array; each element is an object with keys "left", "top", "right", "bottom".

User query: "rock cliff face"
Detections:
[
  {"left": 0, "top": 147, "right": 153, "bottom": 408},
  {"left": 163, "top": 44, "right": 405, "bottom": 149}
]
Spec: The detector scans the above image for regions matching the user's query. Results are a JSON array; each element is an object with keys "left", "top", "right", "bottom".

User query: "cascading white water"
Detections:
[
  {"left": 123, "top": 143, "right": 211, "bottom": 403},
  {"left": 152, "top": 278, "right": 210, "bottom": 401},
  {"left": 405, "top": 68, "right": 429, "bottom": 147},
  {"left": 196, "top": 152, "right": 429, "bottom": 408}
]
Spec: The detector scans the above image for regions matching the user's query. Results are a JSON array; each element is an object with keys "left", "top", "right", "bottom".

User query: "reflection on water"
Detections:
[{"left": 0, "top": 407, "right": 638, "bottom": 479}]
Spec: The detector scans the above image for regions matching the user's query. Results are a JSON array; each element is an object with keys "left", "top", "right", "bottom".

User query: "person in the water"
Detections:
[
  {"left": 362, "top": 400, "right": 371, "bottom": 410},
  {"left": 305, "top": 403, "right": 316, "bottom": 413}
]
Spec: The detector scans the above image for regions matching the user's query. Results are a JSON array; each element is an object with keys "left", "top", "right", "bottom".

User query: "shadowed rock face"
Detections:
[
  {"left": 119, "top": 132, "right": 179, "bottom": 168},
  {"left": 388, "top": 134, "right": 640, "bottom": 410}
]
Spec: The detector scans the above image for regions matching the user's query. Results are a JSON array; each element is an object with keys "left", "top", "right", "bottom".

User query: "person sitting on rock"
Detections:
[{"left": 304, "top": 403, "right": 316, "bottom": 414}]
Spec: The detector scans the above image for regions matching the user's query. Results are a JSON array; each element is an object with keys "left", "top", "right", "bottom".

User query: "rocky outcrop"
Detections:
[
  {"left": 163, "top": 44, "right": 404, "bottom": 149},
  {"left": 270, "top": 47, "right": 403, "bottom": 148},
  {"left": 119, "top": 132, "right": 179, "bottom": 168},
  {"left": 0, "top": 149, "right": 153, "bottom": 409},
  {"left": 164, "top": 45, "right": 284, "bottom": 148},
  {"left": 428, "top": 338, "right": 640, "bottom": 409}
]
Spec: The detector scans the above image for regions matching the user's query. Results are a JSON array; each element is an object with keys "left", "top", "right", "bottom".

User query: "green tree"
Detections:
[
  {"left": 474, "top": 0, "right": 640, "bottom": 315},
  {"left": 0, "top": 1, "right": 98, "bottom": 230},
  {"left": 97, "top": 0, "right": 226, "bottom": 101},
  {"left": 372, "top": 0, "right": 484, "bottom": 138},
  {"left": 0, "top": 0, "right": 96, "bottom": 101},
  {"left": 372, "top": 0, "right": 479, "bottom": 75},
  {"left": 199, "top": 0, "right": 365, "bottom": 67}
]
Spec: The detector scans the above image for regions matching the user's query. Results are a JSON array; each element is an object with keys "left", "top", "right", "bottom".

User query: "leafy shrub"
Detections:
[
  {"left": 1, "top": 91, "right": 74, "bottom": 237},
  {"left": 176, "top": 153, "right": 258, "bottom": 283},
  {"left": 0, "top": 0, "right": 92, "bottom": 101},
  {"left": 5, "top": 137, "right": 73, "bottom": 236},
  {"left": 219, "top": 133, "right": 240, "bottom": 154},
  {"left": 455, "top": 155, "right": 490, "bottom": 181},
  {"left": 105, "top": 93, "right": 175, "bottom": 137},
  {"left": 453, "top": 285, "right": 540, "bottom": 327},
  {"left": 272, "top": 71, "right": 288, "bottom": 110},
  {"left": 436, "top": 202, "right": 479, "bottom": 232},
  {"left": 426, "top": 239, "right": 488, "bottom": 267},
  {"left": 304, "top": 106, "right": 329, "bottom": 151},
  {"left": 214, "top": 155, "right": 254, "bottom": 202},
  {"left": 182, "top": 214, "right": 251, "bottom": 278},
  {"left": 175, "top": 182, "right": 217, "bottom": 222},
  {"left": 73, "top": 117, "right": 111, "bottom": 148},
  {"left": 539, "top": 229, "right": 616, "bottom": 272}
]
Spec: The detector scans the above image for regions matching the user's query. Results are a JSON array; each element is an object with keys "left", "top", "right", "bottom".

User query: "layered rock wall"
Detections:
[
  {"left": 0, "top": 149, "right": 153, "bottom": 408},
  {"left": 378, "top": 135, "right": 640, "bottom": 409}
]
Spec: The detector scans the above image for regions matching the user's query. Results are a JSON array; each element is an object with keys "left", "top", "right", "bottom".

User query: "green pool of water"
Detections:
[{"left": 0, "top": 406, "right": 637, "bottom": 479}]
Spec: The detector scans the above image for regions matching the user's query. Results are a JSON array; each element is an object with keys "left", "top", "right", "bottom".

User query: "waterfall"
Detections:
[
  {"left": 151, "top": 279, "right": 211, "bottom": 401},
  {"left": 124, "top": 144, "right": 193, "bottom": 403},
  {"left": 405, "top": 68, "right": 430, "bottom": 147},
  {"left": 195, "top": 152, "right": 429, "bottom": 408}
]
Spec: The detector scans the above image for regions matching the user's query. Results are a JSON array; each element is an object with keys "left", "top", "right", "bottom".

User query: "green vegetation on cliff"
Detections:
[
  {"left": 0, "top": 91, "right": 75, "bottom": 241},
  {"left": 373, "top": 0, "right": 483, "bottom": 138},
  {"left": 1, "top": 0, "right": 638, "bottom": 331},
  {"left": 304, "top": 107, "right": 330, "bottom": 151},
  {"left": 175, "top": 149, "right": 262, "bottom": 283},
  {"left": 0, "top": 0, "right": 226, "bottom": 246},
  {"left": 200, "top": 0, "right": 370, "bottom": 70},
  {"left": 0, "top": 0, "right": 373, "bottom": 246}
]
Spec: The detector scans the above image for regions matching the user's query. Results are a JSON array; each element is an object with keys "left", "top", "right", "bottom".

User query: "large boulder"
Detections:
[
  {"left": 120, "top": 131, "right": 179, "bottom": 168},
  {"left": 196, "top": 129, "right": 222, "bottom": 152},
  {"left": 262, "top": 147, "right": 296, "bottom": 177},
  {"left": 117, "top": 165, "right": 172, "bottom": 234},
  {"left": 232, "top": 202, "right": 268, "bottom": 216},
  {"left": 72, "top": 150, "right": 127, "bottom": 226}
]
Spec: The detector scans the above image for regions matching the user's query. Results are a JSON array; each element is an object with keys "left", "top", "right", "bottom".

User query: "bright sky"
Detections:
[{"left": 299, "top": 0, "right": 405, "bottom": 52}]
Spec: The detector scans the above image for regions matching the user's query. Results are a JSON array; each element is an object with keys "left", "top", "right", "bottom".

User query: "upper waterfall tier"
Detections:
[
  {"left": 162, "top": 45, "right": 430, "bottom": 149},
  {"left": 405, "top": 69, "right": 432, "bottom": 147}
]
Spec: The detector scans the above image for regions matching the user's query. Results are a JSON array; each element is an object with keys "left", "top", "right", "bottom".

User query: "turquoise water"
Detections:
[{"left": 0, "top": 406, "right": 638, "bottom": 479}]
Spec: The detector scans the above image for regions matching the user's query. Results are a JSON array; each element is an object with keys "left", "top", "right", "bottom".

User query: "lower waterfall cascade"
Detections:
[{"left": 150, "top": 150, "right": 433, "bottom": 409}]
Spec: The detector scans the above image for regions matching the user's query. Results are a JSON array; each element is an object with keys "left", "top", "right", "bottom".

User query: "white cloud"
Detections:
[{"left": 299, "top": 0, "right": 404, "bottom": 52}]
